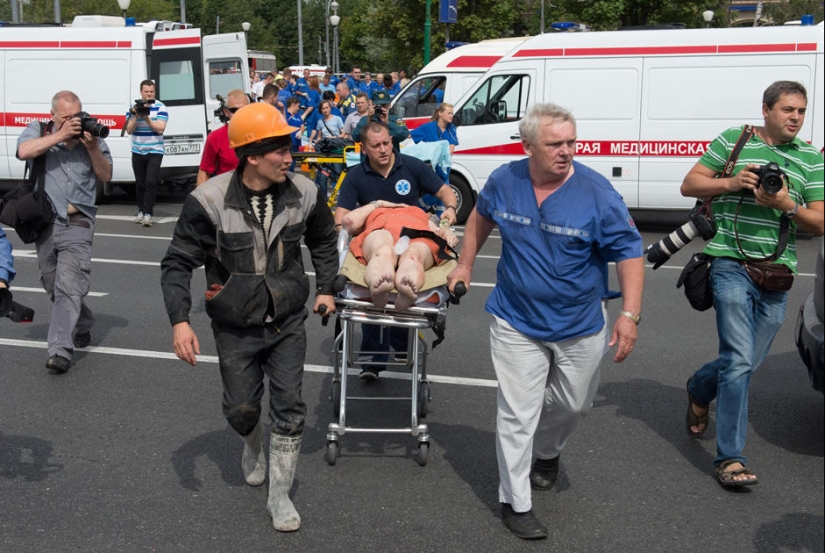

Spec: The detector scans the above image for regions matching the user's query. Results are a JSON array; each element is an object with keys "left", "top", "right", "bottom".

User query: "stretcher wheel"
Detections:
[
  {"left": 417, "top": 381, "right": 430, "bottom": 419},
  {"left": 331, "top": 380, "right": 341, "bottom": 418},
  {"left": 327, "top": 440, "right": 338, "bottom": 465},
  {"left": 417, "top": 442, "right": 428, "bottom": 466}
]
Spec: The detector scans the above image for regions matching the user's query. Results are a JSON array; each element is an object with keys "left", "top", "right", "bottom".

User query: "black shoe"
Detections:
[
  {"left": 359, "top": 368, "right": 379, "bottom": 382},
  {"left": 45, "top": 355, "right": 70, "bottom": 374},
  {"left": 73, "top": 331, "right": 91, "bottom": 349},
  {"left": 530, "top": 456, "right": 560, "bottom": 491},
  {"left": 500, "top": 503, "right": 547, "bottom": 540}
]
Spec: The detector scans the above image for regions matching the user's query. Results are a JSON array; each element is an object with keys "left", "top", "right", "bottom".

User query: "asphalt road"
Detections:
[{"left": 1, "top": 189, "right": 822, "bottom": 553}]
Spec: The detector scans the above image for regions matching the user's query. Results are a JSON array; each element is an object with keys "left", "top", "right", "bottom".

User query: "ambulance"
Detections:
[
  {"left": 0, "top": 15, "right": 250, "bottom": 193},
  {"left": 390, "top": 36, "right": 529, "bottom": 130},
  {"left": 444, "top": 24, "right": 823, "bottom": 223}
]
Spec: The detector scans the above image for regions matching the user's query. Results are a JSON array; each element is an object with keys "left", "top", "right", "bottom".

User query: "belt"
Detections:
[{"left": 67, "top": 212, "right": 91, "bottom": 228}]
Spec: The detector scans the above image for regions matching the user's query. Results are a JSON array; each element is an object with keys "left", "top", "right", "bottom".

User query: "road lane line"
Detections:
[
  {"left": 11, "top": 286, "right": 109, "bottom": 297},
  {"left": 0, "top": 338, "right": 500, "bottom": 388}
]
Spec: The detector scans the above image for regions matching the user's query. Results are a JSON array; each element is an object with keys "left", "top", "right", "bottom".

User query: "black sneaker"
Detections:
[
  {"left": 530, "top": 456, "right": 560, "bottom": 491},
  {"left": 359, "top": 368, "right": 379, "bottom": 382},
  {"left": 73, "top": 331, "right": 91, "bottom": 349},
  {"left": 45, "top": 355, "right": 70, "bottom": 374},
  {"left": 500, "top": 503, "right": 547, "bottom": 540}
]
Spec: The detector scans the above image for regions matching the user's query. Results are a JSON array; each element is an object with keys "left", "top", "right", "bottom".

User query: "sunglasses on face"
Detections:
[{"left": 225, "top": 106, "right": 241, "bottom": 113}]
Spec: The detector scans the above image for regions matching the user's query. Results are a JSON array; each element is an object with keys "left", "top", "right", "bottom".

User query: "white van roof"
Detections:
[
  {"left": 497, "top": 24, "right": 823, "bottom": 62},
  {"left": 418, "top": 36, "right": 530, "bottom": 75}
]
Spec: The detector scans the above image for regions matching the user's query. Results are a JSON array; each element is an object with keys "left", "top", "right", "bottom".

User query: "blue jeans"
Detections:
[
  {"left": 361, "top": 324, "right": 409, "bottom": 372},
  {"left": 688, "top": 258, "right": 787, "bottom": 467}
]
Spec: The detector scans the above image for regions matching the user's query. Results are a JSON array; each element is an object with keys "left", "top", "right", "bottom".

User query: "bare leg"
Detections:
[
  {"left": 362, "top": 230, "right": 396, "bottom": 308},
  {"left": 394, "top": 242, "right": 435, "bottom": 311}
]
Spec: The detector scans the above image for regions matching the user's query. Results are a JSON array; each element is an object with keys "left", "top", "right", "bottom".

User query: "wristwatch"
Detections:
[
  {"left": 619, "top": 310, "right": 641, "bottom": 325},
  {"left": 782, "top": 202, "right": 799, "bottom": 219}
]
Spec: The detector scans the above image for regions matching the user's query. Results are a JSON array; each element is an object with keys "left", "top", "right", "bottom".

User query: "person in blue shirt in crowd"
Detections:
[
  {"left": 345, "top": 66, "right": 362, "bottom": 96},
  {"left": 361, "top": 71, "right": 377, "bottom": 95},
  {"left": 352, "top": 90, "right": 409, "bottom": 149},
  {"left": 335, "top": 82, "right": 358, "bottom": 118},
  {"left": 389, "top": 72, "right": 402, "bottom": 97},
  {"left": 320, "top": 73, "right": 336, "bottom": 94},
  {"left": 285, "top": 97, "right": 305, "bottom": 171},
  {"left": 410, "top": 102, "right": 458, "bottom": 185},
  {"left": 446, "top": 102, "right": 644, "bottom": 541},
  {"left": 324, "top": 67, "right": 340, "bottom": 88},
  {"left": 275, "top": 80, "right": 292, "bottom": 114}
]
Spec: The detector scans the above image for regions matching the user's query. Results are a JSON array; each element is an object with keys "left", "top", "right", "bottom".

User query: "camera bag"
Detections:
[
  {"left": 677, "top": 125, "right": 753, "bottom": 311},
  {"left": 0, "top": 122, "right": 54, "bottom": 243},
  {"left": 677, "top": 253, "right": 713, "bottom": 311}
]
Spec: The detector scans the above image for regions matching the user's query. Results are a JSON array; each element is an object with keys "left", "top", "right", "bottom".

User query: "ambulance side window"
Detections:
[
  {"left": 152, "top": 48, "right": 204, "bottom": 105},
  {"left": 392, "top": 76, "right": 446, "bottom": 118},
  {"left": 208, "top": 60, "right": 246, "bottom": 100},
  {"left": 456, "top": 74, "right": 530, "bottom": 127}
]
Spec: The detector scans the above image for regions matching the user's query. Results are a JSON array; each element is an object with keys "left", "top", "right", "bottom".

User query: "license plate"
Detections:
[{"left": 165, "top": 143, "right": 201, "bottom": 155}]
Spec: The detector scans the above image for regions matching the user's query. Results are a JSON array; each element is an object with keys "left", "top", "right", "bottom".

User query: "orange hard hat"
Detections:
[{"left": 228, "top": 102, "right": 299, "bottom": 150}]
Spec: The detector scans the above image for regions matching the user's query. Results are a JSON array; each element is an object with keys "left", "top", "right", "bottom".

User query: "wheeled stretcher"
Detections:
[{"left": 325, "top": 230, "right": 465, "bottom": 466}]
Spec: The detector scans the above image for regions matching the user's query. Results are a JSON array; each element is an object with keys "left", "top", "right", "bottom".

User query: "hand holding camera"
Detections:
[{"left": 131, "top": 98, "right": 155, "bottom": 118}]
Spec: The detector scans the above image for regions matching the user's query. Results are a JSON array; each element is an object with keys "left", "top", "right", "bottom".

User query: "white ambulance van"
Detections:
[
  {"left": 0, "top": 15, "right": 250, "bottom": 193},
  {"left": 390, "top": 36, "right": 529, "bottom": 130},
  {"left": 446, "top": 24, "right": 823, "bottom": 223}
]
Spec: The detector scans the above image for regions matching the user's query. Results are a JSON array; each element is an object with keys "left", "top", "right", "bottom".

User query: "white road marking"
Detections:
[
  {"left": 11, "top": 286, "right": 109, "bottom": 297},
  {"left": 0, "top": 338, "right": 500, "bottom": 388}
]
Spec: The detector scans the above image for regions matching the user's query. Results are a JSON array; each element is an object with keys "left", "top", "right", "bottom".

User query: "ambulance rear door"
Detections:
[{"left": 203, "top": 32, "right": 250, "bottom": 130}]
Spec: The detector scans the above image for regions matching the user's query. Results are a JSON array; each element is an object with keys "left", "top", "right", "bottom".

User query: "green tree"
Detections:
[
  {"left": 762, "top": 0, "right": 823, "bottom": 25},
  {"left": 551, "top": 0, "right": 728, "bottom": 30}
]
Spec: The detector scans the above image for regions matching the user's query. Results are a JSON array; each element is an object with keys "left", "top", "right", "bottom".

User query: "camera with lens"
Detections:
[
  {"left": 751, "top": 162, "right": 786, "bottom": 195},
  {"left": 133, "top": 98, "right": 155, "bottom": 117},
  {"left": 75, "top": 111, "right": 110, "bottom": 138},
  {"left": 374, "top": 105, "right": 386, "bottom": 117},
  {"left": 645, "top": 201, "right": 717, "bottom": 269},
  {"left": 214, "top": 94, "right": 228, "bottom": 124},
  {"left": 0, "top": 288, "right": 34, "bottom": 323}
]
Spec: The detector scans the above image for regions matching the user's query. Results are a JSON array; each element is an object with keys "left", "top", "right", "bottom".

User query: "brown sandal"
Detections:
[
  {"left": 686, "top": 378, "right": 709, "bottom": 437},
  {"left": 716, "top": 459, "right": 758, "bottom": 487}
]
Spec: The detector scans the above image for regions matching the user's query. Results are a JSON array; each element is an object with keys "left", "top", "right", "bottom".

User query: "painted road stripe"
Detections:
[
  {"left": 0, "top": 338, "right": 499, "bottom": 388},
  {"left": 11, "top": 286, "right": 108, "bottom": 297}
]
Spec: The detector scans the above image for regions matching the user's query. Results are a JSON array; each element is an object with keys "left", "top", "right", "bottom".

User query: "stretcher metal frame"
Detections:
[{"left": 326, "top": 295, "right": 448, "bottom": 466}]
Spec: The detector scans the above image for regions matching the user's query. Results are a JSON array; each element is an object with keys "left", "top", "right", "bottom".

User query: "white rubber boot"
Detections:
[
  {"left": 267, "top": 433, "right": 301, "bottom": 532},
  {"left": 240, "top": 420, "right": 266, "bottom": 486}
]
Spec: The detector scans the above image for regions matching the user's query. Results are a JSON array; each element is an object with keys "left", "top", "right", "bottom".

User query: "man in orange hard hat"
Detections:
[{"left": 160, "top": 102, "right": 338, "bottom": 532}]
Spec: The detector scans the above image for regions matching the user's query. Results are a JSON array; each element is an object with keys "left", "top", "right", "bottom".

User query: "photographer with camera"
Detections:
[
  {"left": 124, "top": 79, "right": 167, "bottom": 227},
  {"left": 351, "top": 89, "right": 409, "bottom": 149},
  {"left": 16, "top": 90, "right": 113, "bottom": 373},
  {"left": 681, "top": 81, "right": 823, "bottom": 488}
]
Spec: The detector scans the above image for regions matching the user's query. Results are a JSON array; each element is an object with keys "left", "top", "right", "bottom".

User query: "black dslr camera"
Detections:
[
  {"left": 74, "top": 112, "right": 109, "bottom": 138},
  {"left": 214, "top": 94, "right": 228, "bottom": 124},
  {"left": 374, "top": 105, "right": 386, "bottom": 117},
  {"left": 133, "top": 98, "right": 155, "bottom": 117},
  {"left": 0, "top": 288, "right": 34, "bottom": 323},
  {"left": 645, "top": 201, "right": 717, "bottom": 269},
  {"left": 752, "top": 162, "right": 786, "bottom": 195}
]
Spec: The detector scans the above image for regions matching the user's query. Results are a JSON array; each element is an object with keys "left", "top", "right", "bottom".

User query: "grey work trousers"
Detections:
[
  {"left": 212, "top": 308, "right": 309, "bottom": 438},
  {"left": 35, "top": 215, "right": 95, "bottom": 360}
]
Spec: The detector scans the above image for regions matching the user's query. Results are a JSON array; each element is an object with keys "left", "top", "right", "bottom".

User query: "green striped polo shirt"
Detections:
[{"left": 700, "top": 126, "right": 824, "bottom": 273}]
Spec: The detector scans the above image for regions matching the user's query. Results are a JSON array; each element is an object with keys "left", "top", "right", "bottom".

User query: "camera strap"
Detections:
[{"left": 697, "top": 124, "right": 755, "bottom": 219}]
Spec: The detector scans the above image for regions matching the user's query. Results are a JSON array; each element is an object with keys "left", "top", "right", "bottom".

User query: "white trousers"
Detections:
[{"left": 490, "top": 312, "right": 607, "bottom": 512}]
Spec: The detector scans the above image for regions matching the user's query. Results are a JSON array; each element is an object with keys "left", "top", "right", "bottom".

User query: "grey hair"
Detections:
[
  {"left": 763, "top": 81, "right": 807, "bottom": 108},
  {"left": 51, "top": 90, "right": 81, "bottom": 111},
  {"left": 518, "top": 103, "right": 576, "bottom": 146}
]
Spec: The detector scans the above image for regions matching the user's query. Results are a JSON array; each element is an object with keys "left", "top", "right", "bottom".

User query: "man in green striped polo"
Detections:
[{"left": 681, "top": 80, "right": 823, "bottom": 488}]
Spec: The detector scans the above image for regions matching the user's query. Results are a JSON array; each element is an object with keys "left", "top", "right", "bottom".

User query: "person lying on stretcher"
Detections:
[{"left": 342, "top": 201, "right": 459, "bottom": 311}]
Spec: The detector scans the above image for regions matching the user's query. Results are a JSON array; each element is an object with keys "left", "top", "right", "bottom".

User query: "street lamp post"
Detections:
[
  {"left": 702, "top": 9, "right": 714, "bottom": 28},
  {"left": 330, "top": 5, "right": 340, "bottom": 74},
  {"left": 297, "top": 0, "right": 304, "bottom": 65},
  {"left": 326, "top": 1, "right": 339, "bottom": 69},
  {"left": 117, "top": 0, "right": 131, "bottom": 20}
]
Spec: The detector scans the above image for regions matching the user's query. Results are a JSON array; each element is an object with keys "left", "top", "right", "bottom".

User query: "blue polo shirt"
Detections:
[
  {"left": 410, "top": 121, "right": 458, "bottom": 147},
  {"left": 477, "top": 159, "right": 643, "bottom": 342},
  {"left": 337, "top": 151, "right": 445, "bottom": 209}
]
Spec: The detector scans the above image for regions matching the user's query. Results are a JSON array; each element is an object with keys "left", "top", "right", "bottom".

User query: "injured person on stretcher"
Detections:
[{"left": 341, "top": 201, "right": 459, "bottom": 311}]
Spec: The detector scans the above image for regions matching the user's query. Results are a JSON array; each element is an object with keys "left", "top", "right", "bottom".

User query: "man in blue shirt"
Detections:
[
  {"left": 448, "top": 103, "right": 644, "bottom": 541},
  {"left": 335, "top": 121, "right": 457, "bottom": 380},
  {"left": 345, "top": 66, "right": 362, "bottom": 96}
]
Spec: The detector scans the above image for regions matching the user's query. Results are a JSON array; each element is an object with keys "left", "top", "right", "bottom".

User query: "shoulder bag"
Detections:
[{"left": 0, "top": 122, "right": 54, "bottom": 243}]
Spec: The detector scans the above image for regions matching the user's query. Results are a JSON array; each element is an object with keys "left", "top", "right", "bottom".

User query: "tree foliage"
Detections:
[{"left": 2, "top": 0, "right": 820, "bottom": 73}]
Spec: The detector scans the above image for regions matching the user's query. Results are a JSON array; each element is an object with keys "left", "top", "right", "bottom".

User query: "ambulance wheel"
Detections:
[
  {"left": 327, "top": 440, "right": 338, "bottom": 465},
  {"left": 448, "top": 173, "right": 474, "bottom": 224},
  {"left": 417, "top": 442, "right": 429, "bottom": 466},
  {"left": 331, "top": 380, "right": 341, "bottom": 418},
  {"left": 417, "top": 381, "right": 430, "bottom": 419}
]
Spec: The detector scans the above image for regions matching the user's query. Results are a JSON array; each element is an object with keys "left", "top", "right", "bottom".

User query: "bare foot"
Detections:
[
  {"left": 394, "top": 254, "right": 426, "bottom": 311},
  {"left": 365, "top": 256, "right": 396, "bottom": 308}
]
